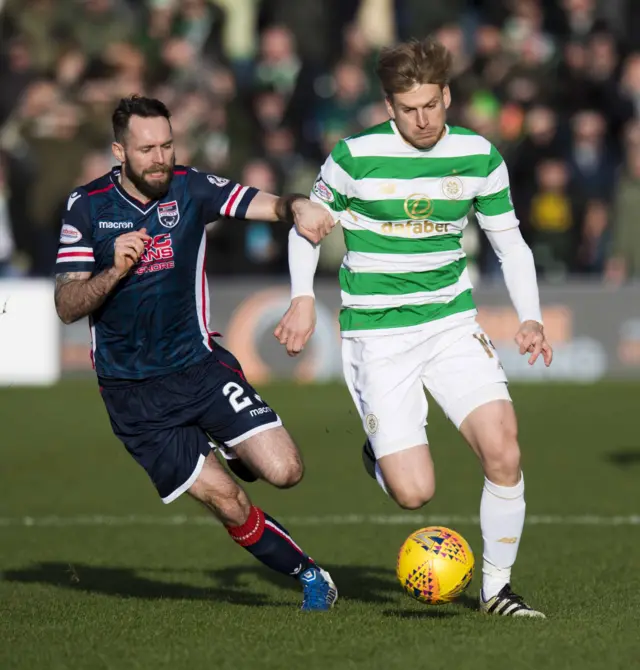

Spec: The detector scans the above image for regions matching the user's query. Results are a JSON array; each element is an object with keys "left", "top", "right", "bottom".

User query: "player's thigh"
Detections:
[
  {"left": 188, "top": 450, "right": 252, "bottom": 525},
  {"left": 342, "top": 335, "right": 429, "bottom": 459},
  {"left": 422, "top": 321, "right": 511, "bottom": 433},
  {"left": 199, "top": 346, "right": 301, "bottom": 485},
  {"left": 101, "top": 384, "right": 213, "bottom": 505},
  {"left": 113, "top": 423, "right": 213, "bottom": 505}
]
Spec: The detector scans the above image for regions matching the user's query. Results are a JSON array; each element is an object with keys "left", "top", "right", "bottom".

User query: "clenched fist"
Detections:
[{"left": 113, "top": 228, "right": 152, "bottom": 278}]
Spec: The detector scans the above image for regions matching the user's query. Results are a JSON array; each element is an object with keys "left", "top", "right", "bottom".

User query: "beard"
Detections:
[{"left": 124, "top": 155, "right": 175, "bottom": 200}]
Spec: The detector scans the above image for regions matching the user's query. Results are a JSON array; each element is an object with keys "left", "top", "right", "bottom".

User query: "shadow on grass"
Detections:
[
  {"left": 2, "top": 562, "right": 419, "bottom": 607},
  {"left": 605, "top": 449, "right": 640, "bottom": 468},
  {"left": 382, "top": 592, "right": 477, "bottom": 619}
]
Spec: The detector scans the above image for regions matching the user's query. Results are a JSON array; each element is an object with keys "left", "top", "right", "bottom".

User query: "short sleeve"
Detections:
[
  {"left": 188, "top": 169, "right": 259, "bottom": 223},
  {"left": 55, "top": 189, "right": 95, "bottom": 273},
  {"left": 474, "top": 144, "right": 519, "bottom": 232},
  {"left": 309, "top": 140, "right": 352, "bottom": 220}
]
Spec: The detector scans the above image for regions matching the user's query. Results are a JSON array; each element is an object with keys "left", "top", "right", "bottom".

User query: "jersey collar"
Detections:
[{"left": 110, "top": 167, "right": 160, "bottom": 216}]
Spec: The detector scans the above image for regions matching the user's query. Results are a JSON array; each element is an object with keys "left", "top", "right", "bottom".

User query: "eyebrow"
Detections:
[
  {"left": 402, "top": 99, "right": 438, "bottom": 110},
  {"left": 138, "top": 140, "right": 173, "bottom": 149}
]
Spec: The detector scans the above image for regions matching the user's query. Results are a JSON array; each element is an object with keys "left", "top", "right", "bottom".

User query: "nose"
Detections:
[{"left": 416, "top": 109, "right": 429, "bottom": 129}]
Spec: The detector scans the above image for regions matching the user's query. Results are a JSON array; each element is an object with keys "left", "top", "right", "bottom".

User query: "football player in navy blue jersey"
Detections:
[{"left": 54, "top": 96, "right": 337, "bottom": 611}]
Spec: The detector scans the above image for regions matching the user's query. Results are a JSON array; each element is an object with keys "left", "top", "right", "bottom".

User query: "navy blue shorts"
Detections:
[{"left": 100, "top": 346, "right": 281, "bottom": 504}]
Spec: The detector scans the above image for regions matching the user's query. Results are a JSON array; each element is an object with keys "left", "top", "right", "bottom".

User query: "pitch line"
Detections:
[{"left": 0, "top": 514, "right": 639, "bottom": 528}]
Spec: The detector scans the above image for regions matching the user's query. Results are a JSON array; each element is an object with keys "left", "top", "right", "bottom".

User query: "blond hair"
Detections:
[{"left": 376, "top": 38, "right": 452, "bottom": 97}]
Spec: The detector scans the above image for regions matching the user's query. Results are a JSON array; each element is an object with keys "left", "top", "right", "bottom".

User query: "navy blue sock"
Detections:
[{"left": 226, "top": 505, "right": 314, "bottom": 577}]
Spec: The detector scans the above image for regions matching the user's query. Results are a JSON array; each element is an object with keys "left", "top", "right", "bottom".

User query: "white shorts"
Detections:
[{"left": 342, "top": 316, "right": 510, "bottom": 459}]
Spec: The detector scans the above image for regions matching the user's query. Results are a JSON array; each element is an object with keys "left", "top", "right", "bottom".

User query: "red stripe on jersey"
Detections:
[
  {"left": 57, "top": 251, "right": 95, "bottom": 259},
  {"left": 223, "top": 185, "right": 242, "bottom": 217},
  {"left": 174, "top": 170, "right": 187, "bottom": 175},
  {"left": 88, "top": 184, "right": 115, "bottom": 196}
]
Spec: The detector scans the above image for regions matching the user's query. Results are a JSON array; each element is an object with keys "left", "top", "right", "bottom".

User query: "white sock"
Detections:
[
  {"left": 374, "top": 462, "right": 389, "bottom": 495},
  {"left": 480, "top": 474, "right": 525, "bottom": 600}
]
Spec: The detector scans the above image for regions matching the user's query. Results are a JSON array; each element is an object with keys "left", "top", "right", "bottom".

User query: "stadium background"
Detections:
[
  {"left": 2, "top": 0, "right": 640, "bottom": 384},
  {"left": 1, "top": 3, "right": 640, "bottom": 669}
]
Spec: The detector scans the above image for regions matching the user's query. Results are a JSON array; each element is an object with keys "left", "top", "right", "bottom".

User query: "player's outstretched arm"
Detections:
[
  {"left": 245, "top": 191, "right": 335, "bottom": 244},
  {"left": 54, "top": 228, "right": 151, "bottom": 324},
  {"left": 485, "top": 227, "right": 553, "bottom": 367}
]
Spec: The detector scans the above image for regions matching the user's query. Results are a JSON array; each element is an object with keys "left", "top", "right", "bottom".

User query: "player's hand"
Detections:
[
  {"left": 113, "top": 228, "right": 152, "bottom": 278},
  {"left": 292, "top": 199, "right": 335, "bottom": 244},
  {"left": 515, "top": 320, "right": 553, "bottom": 367},
  {"left": 273, "top": 296, "right": 316, "bottom": 357}
]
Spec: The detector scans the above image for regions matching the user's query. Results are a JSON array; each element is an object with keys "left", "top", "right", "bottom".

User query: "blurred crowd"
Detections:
[{"left": 2, "top": 0, "right": 640, "bottom": 284}]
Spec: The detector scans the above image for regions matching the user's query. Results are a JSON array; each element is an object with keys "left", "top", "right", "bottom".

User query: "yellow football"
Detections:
[{"left": 396, "top": 526, "right": 474, "bottom": 604}]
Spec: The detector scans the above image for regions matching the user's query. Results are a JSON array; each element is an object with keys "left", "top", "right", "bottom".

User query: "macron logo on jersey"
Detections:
[
  {"left": 99, "top": 221, "right": 134, "bottom": 229},
  {"left": 67, "top": 192, "right": 81, "bottom": 211}
]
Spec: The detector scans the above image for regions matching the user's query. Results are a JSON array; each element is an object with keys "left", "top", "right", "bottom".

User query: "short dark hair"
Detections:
[
  {"left": 112, "top": 95, "right": 171, "bottom": 144},
  {"left": 376, "top": 38, "right": 452, "bottom": 98}
]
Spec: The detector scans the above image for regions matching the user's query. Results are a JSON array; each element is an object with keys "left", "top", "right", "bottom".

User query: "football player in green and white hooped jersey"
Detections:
[{"left": 275, "top": 38, "right": 553, "bottom": 618}]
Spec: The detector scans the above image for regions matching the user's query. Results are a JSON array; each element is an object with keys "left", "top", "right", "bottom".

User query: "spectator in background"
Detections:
[
  {"left": 0, "top": 37, "right": 36, "bottom": 126},
  {"left": 1, "top": 0, "right": 640, "bottom": 282},
  {"left": 314, "top": 60, "right": 370, "bottom": 142},
  {"left": 557, "top": 40, "right": 591, "bottom": 114},
  {"left": 529, "top": 157, "right": 578, "bottom": 279},
  {"left": 509, "top": 106, "right": 564, "bottom": 235},
  {"left": 566, "top": 109, "right": 617, "bottom": 202},
  {"left": 65, "top": 0, "right": 136, "bottom": 62},
  {"left": 577, "top": 198, "right": 609, "bottom": 275},
  {"left": 253, "top": 25, "right": 301, "bottom": 99},
  {"left": 606, "top": 146, "right": 640, "bottom": 283}
]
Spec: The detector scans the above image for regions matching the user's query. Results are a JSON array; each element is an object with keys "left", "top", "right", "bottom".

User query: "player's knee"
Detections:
[
  {"left": 198, "top": 486, "right": 251, "bottom": 526},
  {"left": 269, "top": 458, "right": 304, "bottom": 489},
  {"left": 482, "top": 429, "right": 521, "bottom": 485},
  {"left": 391, "top": 482, "right": 435, "bottom": 510}
]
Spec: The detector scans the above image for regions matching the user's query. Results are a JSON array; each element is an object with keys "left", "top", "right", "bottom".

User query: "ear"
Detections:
[
  {"left": 384, "top": 96, "right": 395, "bottom": 120},
  {"left": 442, "top": 85, "right": 451, "bottom": 110},
  {"left": 112, "top": 141, "right": 125, "bottom": 164}
]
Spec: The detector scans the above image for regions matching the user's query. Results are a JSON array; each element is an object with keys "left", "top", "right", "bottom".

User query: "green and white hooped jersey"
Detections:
[{"left": 310, "top": 121, "right": 519, "bottom": 337}]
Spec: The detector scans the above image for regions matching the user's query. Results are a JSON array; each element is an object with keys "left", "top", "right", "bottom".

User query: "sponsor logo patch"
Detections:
[
  {"left": 59, "top": 224, "right": 82, "bottom": 244},
  {"left": 312, "top": 177, "right": 334, "bottom": 203},
  {"left": 135, "top": 233, "right": 175, "bottom": 275},
  {"left": 403, "top": 193, "right": 433, "bottom": 219},
  {"left": 365, "top": 414, "right": 379, "bottom": 435}
]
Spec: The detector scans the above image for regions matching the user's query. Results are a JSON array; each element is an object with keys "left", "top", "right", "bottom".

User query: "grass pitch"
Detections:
[{"left": 1, "top": 380, "right": 639, "bottom": 669}]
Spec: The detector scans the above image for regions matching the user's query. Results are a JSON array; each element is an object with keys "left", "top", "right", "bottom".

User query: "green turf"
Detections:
[{"left": 1, "top": 380, "right": 639, "bottom": 669}]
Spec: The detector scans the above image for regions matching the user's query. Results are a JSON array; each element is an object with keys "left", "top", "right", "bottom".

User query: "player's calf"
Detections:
[
  {"left": 459, "top": 397, "right": 529, "bottom": 602},
  {"left": 460, "top": 398, "right": 521, "bottom": 485},
  {"left": 189, "top": 452, "right": 336, "bottom": 610}
]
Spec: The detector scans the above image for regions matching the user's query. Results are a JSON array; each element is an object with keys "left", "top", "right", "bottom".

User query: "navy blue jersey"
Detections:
[{"left": 55, "top": 166, "right": 258, "bottom": 380}]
